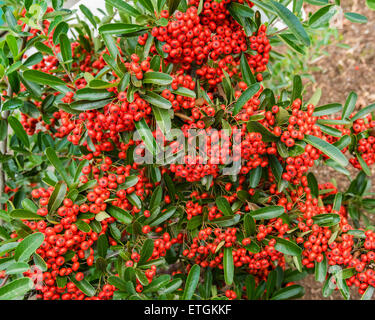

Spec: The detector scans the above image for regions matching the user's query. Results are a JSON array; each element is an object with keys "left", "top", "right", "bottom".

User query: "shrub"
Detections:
[{"left": 0, "top": 0, "right": 374, "bottom": 301}]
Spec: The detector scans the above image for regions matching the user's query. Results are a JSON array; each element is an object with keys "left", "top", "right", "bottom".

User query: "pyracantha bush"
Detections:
[{"left": 0, "top": 0, "right": 374, "bottom": 301}]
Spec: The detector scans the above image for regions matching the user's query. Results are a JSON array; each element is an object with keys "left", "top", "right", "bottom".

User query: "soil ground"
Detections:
[{"left": 299, "top": 0, "right": 375, "bottom": 300}]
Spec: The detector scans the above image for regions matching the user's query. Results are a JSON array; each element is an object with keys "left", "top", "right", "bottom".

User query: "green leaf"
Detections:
[
  {"left": 105, "top": 0, "right": 141, "bottom": 17},
  {"left": 99, "top": 23, "right": 147, "bottom": 35},
  {"left": 153, "top": 107, "right": 171, "bottom": 138},
  {"left": 97, "top": 234, "right": 108, "bottom": 258},
  {"left": 59, "top": 34, "right": 72, "bottom": 69},
  {"left": 271, "top": 284, "right": 305, "bottom": 300},
  {"left": 247, "top": 121, "right": 279, "bottom": 142},
  {"left": 228, "top": 2, "right": 254, "bottom": 18},
  {"left": 315, "top": 255, "right": 328, "bottom": 282},
  {"left": 307, "top": 172, "right": 319, "bottom": 198},
  {"left": 168, "top": 0, "right": 182, "bottom": 15},
  {"left": 223, "top": 247, "right": 234, "bottom": 285},
  {"left": 107, "top": 205, "right": 133, "bottom": 224},
  {"left": 322, "top": 274, "right": 335, "bottom": 297},
  {"left": 367, "top": 0, "right": 375, "bottom": 10},
  {"left": 240, "top": 53, "right": 256, "bottom": 86},
  {"left": 233, "top": 83, "right": 260, "bottom": 116},
  {"left": 347, "top": 229, "right": 366, "bottom": 238},
  {"left": 342, "top": 91, "right": 357, "bottom": 120},
  {"left": 118, "top": 175, "right": 139, "bottom": 190},
  {"left": 138, "top": 238, "right": 154, "bottom": 266},
  {"left": 134, "top": 118, "right": 159, "bottom": 155},
  {"left": 75, "top": 220, "right": 91, "bottom": 233},
  {"left": 291, "top": 75, "right": 302, "bottom": 101},
  {"left": 35, "top": 41, "right": 54, "bottom": 55},
  {"left": 135, "top": 269, "right": 149, "bottom": 286},
  {"left": 304, "top": 0, "right": 328, "bottom": 4},
  {"left": 245, "top": 275, "right": 256, "bottom": 300},
  {"left": 307, "top": 87, "right": 322, "bottom": 106},
  {"left": 303, "top": 135, "right": 348, "bottom": 167},
  {"left": 143, "top": 274, "right": 170, "bottom": 293},
  {"left": 70, "top": 98, "right": 113, "bottom": 111},
  {"left": 182, "top": 264, "right": 200, "bottom": 300},
  {"left": 356, "top": 152, "right": 371, "bottom": 176},
  {"left": 70, "top": 277, "right": 96, "bottom": 297},
  {"left": 2, "top": 98, "right": 22, "bottom": 112},
  {"left": 265, "top": 269, "right": 277, "bottom": 299},
  {"left": 0, "top": 119, "right": 7, "bottom": 141},
  {"left": 277, "top": 34, "right": 305, "bottom": 55},
  {"left": 22, "top": 198, "right": 38, "bottom": 212},
  {"left": 172, "top": 87, "right": 196, "bottom": 98},
  {"left": 143, "top": 72, "right": 173, "bottom": 86},
  {"left": 316, "top": 123, "right": 342, "bottom": 138},
  {"left": 23, "top": 69, "right": 66, "bottom": 87},
  {"left": 244, "top": 214, "right": 256, "bottom": 236},
  {"left": 9, "top": 209, "right": 43, "bottom": 220},
  {"left": 250, "top": 206, "right": 284, "bottom": 220},
  {"left": 210, "top": 214, "right": 241, "bottom": 227},
  {"left": 333, "top": 192, "right": 342, "bottom": 211},
  {"left": 273, "top": 237, "right": 302, "bottom": 257},
  {"left": 269, "top": 0, "right": 310, "bottom": 46},
  {"left": 0, "top": 278, "right": 33, "bottom": 300},
  {"left": 312, "top": 213, "right": 341, "bottom": 227},
  {"left": 14, "top": 232, "right": 45, "bottom": 262},
  {"left": 23, "top": 52, "right": 43, "bottom": 68},
  {"left": 8, "top": 116, "right": 30, "bottom": 149},
  {"left": 309, "top": 5, "right": 337, "bottom": 28},
  {"left": 215, "top": 197, "right": 233, "bottom": 216},
  {"left": 149, "top": 207, "right": 176, "bottom": 227},
  {"left": 79, "top": 4, "right": 97, "bottom": 27},
  {"left": 33, "top": 253, "right": 47, "bottom": 272},
  {"left": 139, "top": 0, "right": 154, "bottom": 13},
  {"left": 75, "top": 88, "right": 114, "bottom": 101},
  {"left": 351, "top": 103, "right": 375, "bottom": 121},
  {"left": 150, "top": 185, "right": 162, "bottom": 210},
  {"left": 344, "top": 12, "right": 368, "bottom": 24},
  {"left": 5, "top": 262, "right": 29, "bottom": 275},
  {"left": 249, "top": 166, "right": 262, "bottom": 188},
  {"left": 46, "top": 147, "right": 73, "bottom": 185},
  {"left": 333, "top": 135, "right": 351, "bottom": 150},
  {"left": 48, "top": 181, "right": 67, "bottom": 214},
  {"left": 142, "top": 91, "right": 172, "bottom": 109},
  {"left": 158, "top": 278, "right": 183, "bottom": 295},
  {"left": 6, "top": 34, "right": 18, "bottom": 59},
  {"left": 361, "top": 286, "right": 375, "bottom": 300},
  {"left": 53, "top": 22, "right": 69, "bottom": 45},
  {"left": 89, "top": 79, "right": 117, "bottom": 89}
]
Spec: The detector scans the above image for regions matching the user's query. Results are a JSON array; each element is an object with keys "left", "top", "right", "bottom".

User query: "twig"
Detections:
[
  {"left": 175, "top": 113, "right": 193, "bottom": 122},
  {"left": 0, "top": 27, "right": 30, "bottom": 211},
  {"left": 0, "top": 275, "right": 9, "bottom": 288}
]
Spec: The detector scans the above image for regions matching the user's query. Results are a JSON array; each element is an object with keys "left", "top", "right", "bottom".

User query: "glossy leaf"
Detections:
[
  {"left": 182, "top": 264, "right": 200, "bottom": 300},
  {"left": 303, "top": 135, "right": 348, "bottom": 167},
  {"left": 233, "top": 83, "right": 260, "bottom": 116},
  {"left": 14, "top": 232, "right": 45, "bottom": 262},
  {"left": 215, "top": 197, "right": 233, "bottom": 216},
  {"left": 223, "top": 247, "right": 234, "bottom": 285},
  {"left": 250, "top": 206, "right": 284, "bottom": 220},
  {"left": 0, "top": 278, "right": 33, "bottom": 300},
  {"left": 269, "top": 0, "right": 310, "bottom": 46}
]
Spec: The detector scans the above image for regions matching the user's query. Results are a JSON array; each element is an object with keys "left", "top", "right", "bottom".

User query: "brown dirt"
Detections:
[{"left": 299, "top": 0, "right": 375, "bottom": 300}]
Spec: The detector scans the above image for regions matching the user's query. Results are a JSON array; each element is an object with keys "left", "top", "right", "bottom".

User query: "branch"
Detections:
[{"left": 0, "top": 275, "right": 9, "bottom": 288}]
